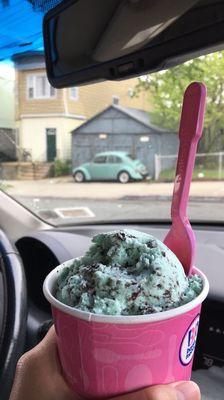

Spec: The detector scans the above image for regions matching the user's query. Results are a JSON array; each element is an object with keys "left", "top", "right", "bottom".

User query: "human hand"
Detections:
[
  {"left": 9, "top": 326, "right": 78, "bottom": 400},
  {"left": 10, "top": 326, "right": 201, "bottom": 400}
]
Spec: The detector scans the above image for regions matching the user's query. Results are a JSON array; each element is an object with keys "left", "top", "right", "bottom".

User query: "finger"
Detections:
[
  {"left": 33, "top": 325, "right": 57, "bottom": 354},
  {"left": 11, "top": 326, "right": 83, "bottom": 400},
  {"left": 24, "top": 326, "right": 60, "bottom": 371},
  {"left": 170, "top": 381, "right": 201, "bottom": 400},
  {"left": 113, "top": 381, "right": 200, "bottom": 400}
]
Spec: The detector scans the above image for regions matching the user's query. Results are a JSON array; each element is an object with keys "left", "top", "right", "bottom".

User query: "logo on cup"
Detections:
[{"left": 179, "top": 314, "right": 200, "bottom": 366}]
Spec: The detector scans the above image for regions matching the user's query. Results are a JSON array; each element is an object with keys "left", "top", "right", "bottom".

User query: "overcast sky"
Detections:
[{"left": 0, "top": 62, "right": 15, "bottom": 80}]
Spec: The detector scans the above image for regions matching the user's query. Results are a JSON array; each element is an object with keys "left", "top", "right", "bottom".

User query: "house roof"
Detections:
[
  {"left": 71, "top": 104, "right": 171, "bottom": 134},
  {"left": 13, "top": 51, "right": 45, "bottom": 71},
  {"left": 116, "top": 105, "right": 168, "bottom": 132}
]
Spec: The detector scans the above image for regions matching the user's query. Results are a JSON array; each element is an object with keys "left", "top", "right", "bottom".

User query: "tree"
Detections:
[{"left": 135, "top": 52, "right": 224, "bottom": 152}]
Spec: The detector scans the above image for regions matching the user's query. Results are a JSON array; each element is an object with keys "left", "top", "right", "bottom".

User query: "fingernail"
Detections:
[{"left": 172, "top": 381, "right": 200, "bottom": 400}]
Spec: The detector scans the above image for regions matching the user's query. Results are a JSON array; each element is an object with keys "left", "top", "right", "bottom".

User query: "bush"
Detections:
[{"left": 54, "top": 159, "right": 72, "bottom": 176}]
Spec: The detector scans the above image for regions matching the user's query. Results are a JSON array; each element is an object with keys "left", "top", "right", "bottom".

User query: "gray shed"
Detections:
[{"left": 71, "top": 105, "right": 178, "bottom": 178}]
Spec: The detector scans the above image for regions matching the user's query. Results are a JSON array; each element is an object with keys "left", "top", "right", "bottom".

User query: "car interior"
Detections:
[{"left": 0, "top": 0, "right": 224, "bottom": 399}]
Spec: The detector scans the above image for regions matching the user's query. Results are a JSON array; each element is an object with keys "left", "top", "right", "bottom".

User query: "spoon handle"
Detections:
[{"left": 171, "top": 82, "right": 206, "bottom": 221}]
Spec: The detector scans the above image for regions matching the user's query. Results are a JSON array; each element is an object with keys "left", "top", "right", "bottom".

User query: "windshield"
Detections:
[{"left": 1, "top": 50, "right": 224, "bottom": 225}]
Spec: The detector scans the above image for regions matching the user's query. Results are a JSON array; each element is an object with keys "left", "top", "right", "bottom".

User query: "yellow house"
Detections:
[{"left": 14, "top": 52, "right": 149, "bottom": 162}]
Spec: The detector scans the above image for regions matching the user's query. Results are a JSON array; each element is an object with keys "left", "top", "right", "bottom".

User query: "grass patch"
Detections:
[
  {"left": 159, "top": 167, "right": 224, "bottom": 181},
  {"left": 0, "top": 182, "right": 13, "bottom": 191}
]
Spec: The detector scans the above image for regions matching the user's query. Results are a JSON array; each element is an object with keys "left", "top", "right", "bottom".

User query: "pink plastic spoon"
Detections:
[{"left": 164, "top": 82, "right": 206, "bottom": 276}]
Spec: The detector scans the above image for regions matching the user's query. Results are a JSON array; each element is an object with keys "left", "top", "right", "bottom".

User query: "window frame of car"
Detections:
[
  {"left": 93, "top": 155, "right": 107, "bottom": 164},
  {"left": 106, "top": 155, "right": 122, "bottom": 164}
]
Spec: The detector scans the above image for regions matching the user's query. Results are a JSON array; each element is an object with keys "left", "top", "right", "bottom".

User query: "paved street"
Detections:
[
  {"left": 5, "top": 177, "right": 224, "bottom": 199},
  {"left": 4, "top": 178, "right": 224, "bottom": 224},
  {"left": 14, "top": 195, "right": 224, "bottom": 225}
]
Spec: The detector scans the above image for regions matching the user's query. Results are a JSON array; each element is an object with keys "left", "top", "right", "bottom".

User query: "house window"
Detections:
[
  {"left": 70, "top": 87, "right": 78, "bottom": 100},
  {"left": 112, "top": 95, "right": 120, "bottom": 105},
  {"left": 27, "top": 74, "right": 56, "bottom": 99}
]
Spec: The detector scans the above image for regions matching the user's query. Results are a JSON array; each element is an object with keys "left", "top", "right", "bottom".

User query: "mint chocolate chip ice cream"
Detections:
[{"left": 55, "top": 229, "right": 203, "bottom": 316}]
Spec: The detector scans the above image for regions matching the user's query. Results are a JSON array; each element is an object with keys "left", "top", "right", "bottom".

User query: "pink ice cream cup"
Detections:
[{"left": 43, "top": 261, "right": 209, "bottom": 399}]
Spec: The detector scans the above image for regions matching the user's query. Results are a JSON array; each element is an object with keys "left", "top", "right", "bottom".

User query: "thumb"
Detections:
[{"left": 113, "top": 381, "right": 200, "bottom": 400}]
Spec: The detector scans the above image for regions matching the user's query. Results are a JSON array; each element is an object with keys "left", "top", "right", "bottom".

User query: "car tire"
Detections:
[
  {"left": 118, "top": 171, "right": 130, "bottom": 183},
  {"left": 73, "top": 171, "right": 85, "bottom": 182}
]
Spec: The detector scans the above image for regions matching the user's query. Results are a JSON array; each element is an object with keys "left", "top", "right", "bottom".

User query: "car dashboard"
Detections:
[{"left": 15, "top": 223, "right": 224, "bottom": 400}]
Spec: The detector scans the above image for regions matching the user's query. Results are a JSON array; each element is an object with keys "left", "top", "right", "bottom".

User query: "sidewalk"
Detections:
[{"left": 5, "top": 177, "right": 224, "bottom": 200}]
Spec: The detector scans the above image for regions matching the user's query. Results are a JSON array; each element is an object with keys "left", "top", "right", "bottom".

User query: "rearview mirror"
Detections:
[{"left": 43, "top": 0, "right": 224, "bottom": 88}]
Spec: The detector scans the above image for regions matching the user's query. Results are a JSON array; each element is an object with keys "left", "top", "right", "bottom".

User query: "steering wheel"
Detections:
[{"left": 0, "top": 230, "right": 27, "bottom": 400}]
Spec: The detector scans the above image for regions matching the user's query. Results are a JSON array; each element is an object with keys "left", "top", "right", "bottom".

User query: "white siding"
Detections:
[{"left": 19, "top": 117, "right": 83, "bottom": 161}]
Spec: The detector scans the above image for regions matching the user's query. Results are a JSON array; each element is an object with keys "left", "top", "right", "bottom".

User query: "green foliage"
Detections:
[
  {"left": 54, "top": 159, "right": 71, "bottom": 177},
  {"left": 0, "top": 182, "right": 12, "bottom": 191},
  {"left": 135, "top": 52, "right": 224, "bottom": 152},
  {"left": 159, "top": 167, "right": 224, "bottom": 182}
]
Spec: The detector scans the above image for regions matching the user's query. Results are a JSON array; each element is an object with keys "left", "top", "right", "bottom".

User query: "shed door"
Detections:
[{"left": 46, "top": 128, "right": 56, "bottom": 161}]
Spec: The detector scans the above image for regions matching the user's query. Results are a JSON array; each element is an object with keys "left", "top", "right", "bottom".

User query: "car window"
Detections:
[
  {"left": 93, "top": 156, "right": 106, "bottom": 164},
  {"left": 107, "top": 156, "right": 122, "bottom": 163}
]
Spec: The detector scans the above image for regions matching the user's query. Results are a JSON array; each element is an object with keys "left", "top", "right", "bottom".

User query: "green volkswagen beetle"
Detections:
[{"left": 73, "top": 151, "right": 148, "bottom": 183}]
